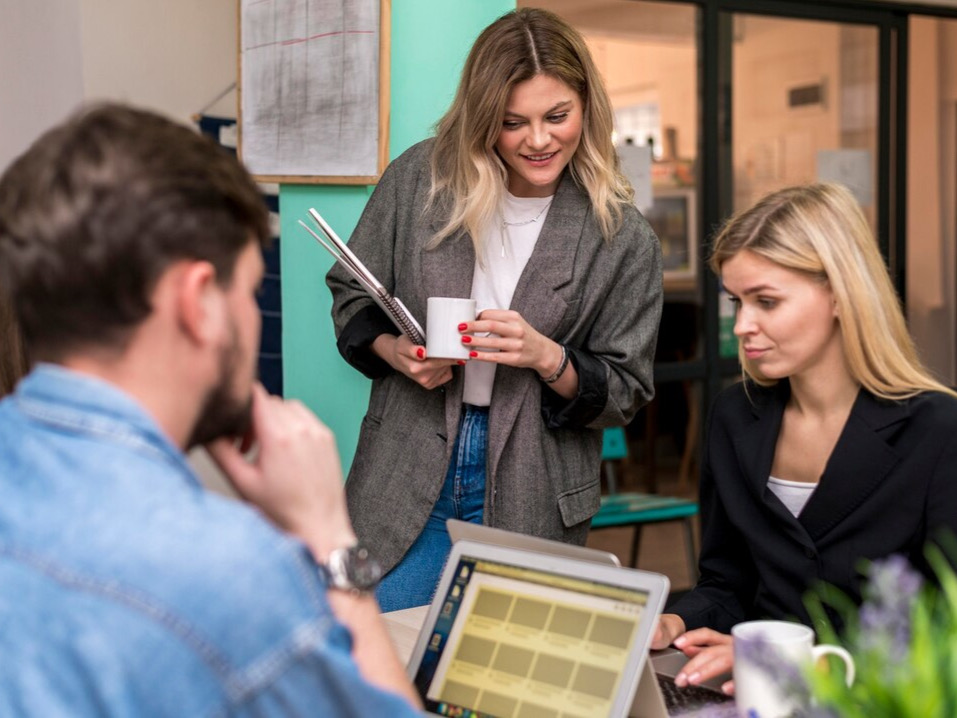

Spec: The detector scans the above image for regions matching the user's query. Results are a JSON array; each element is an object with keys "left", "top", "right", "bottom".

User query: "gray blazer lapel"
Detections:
[
  {"left": 421, "top": 204, "right": 476, "bottom": 449},
  {"left": 487, "top": 172, "right": 588, "bottom": 483},
  {"left": 420, "top": 228, "right": 475, "bottom": 304},
  {"left": 510, "top": 171, "right": 585, "bottom": 337},
  {"left": 422, "top": 233, "right": 473, "bottom": 448}
]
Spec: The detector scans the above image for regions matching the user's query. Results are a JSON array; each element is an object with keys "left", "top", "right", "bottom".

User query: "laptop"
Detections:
[
  {"left": 446, "top": 519, "right": 621, "bottom": 567},
  {"left": 442, "top": 521, "right": 733, "bottom": 715},
  {"left": 404, "top": 539, "right": 734, "bottom": 717}
]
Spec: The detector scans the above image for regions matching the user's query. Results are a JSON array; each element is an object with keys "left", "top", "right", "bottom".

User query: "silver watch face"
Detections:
[{"left": 327, "top": 545, "right": 383, "bottom": 592}]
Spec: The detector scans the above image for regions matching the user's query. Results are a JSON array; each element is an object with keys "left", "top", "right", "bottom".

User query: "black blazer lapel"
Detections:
[
  {"left": 732, "top": 382, "right": 819, "bottom": 549},
  {"left": 798, "top": 391, "right": 907, "bottom": 540},
  {"left": 732, "top": 383, "right": 787, "bottom": 501}
]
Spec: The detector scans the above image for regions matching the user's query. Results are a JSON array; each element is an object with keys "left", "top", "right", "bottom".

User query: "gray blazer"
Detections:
[{"left": 327, "top": 140, "right": 662, "bottom": 572}]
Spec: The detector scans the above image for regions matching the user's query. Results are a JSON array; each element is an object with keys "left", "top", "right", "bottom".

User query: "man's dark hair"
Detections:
[{"left": 0, "top": 103, "right": 271, "bottom": 361}]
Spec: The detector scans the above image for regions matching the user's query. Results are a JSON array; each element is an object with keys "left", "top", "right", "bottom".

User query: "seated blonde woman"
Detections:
[{"left": 653, "top": 183, "right": 957, "bottom": 694}]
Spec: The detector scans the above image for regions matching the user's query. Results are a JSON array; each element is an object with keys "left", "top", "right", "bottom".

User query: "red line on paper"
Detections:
[{"left": 245, "top": 29, "right": 374, "bottom": 52}]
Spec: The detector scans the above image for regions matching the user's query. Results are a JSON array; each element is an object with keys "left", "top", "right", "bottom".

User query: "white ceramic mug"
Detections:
[
  {"left": 732, "top": 620, "right": 854, "bottom": 718},
  {"left": 426, "top": 297, "right": 477, "bottom": 360}
]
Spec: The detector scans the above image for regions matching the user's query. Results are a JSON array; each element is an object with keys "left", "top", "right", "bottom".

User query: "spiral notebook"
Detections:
[{"left": 299, "top": 208, "right": 425, "bottom": 345}]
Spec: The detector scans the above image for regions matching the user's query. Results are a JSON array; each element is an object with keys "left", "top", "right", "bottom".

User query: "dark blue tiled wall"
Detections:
[{"left": 197, "top": 116, "right": 283, "bottom": 396}]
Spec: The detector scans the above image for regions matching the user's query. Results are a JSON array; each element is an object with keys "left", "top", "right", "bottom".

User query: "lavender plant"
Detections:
[{"left": 802, "top": 548, "right": 957, "bottom": 718}]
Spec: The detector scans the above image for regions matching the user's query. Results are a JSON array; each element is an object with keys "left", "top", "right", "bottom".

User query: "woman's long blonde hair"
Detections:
[
  {"left": 428, "top": 7, "right": 633, "bottom": 249},
  {"left": 710, "top": 182, "right": 955, "bottom": 400}
]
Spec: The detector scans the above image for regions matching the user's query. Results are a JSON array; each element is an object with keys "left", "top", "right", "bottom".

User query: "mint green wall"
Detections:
[{"left": 279, "top": 1, "right": 514, "bottom": 471}]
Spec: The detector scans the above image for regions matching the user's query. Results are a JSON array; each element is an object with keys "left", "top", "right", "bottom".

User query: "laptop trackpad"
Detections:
[{"left": 651, "top": 648, "right": 730, "bottom": 691}]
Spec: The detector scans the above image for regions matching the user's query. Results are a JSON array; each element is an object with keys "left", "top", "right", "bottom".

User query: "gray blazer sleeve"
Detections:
[{"left": 544, "top": 210, "right": 662, "bottom": 430}]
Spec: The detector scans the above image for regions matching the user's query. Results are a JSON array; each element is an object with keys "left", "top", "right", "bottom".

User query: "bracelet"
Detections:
[{"left": 541, "top": 345, "right": 569, "bottom": 384}]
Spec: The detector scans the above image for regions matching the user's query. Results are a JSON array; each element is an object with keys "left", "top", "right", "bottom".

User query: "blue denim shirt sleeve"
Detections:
[
  {"left": 0, "top": 367, "right": 422, "bottom": 717},
  {"left": 233, "top": 625, "right": 419, "bottom": 716}
]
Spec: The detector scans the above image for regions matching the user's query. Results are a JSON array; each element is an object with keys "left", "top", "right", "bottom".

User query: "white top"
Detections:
[
  {"left": 767, "top": 475, "right": 818, "bottom": 517},
  {"left": 463, "top": 192, "right": 553, "bottom": 407}
]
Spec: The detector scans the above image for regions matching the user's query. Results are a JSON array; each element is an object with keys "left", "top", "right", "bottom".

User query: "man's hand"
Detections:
[
  {"left": 206, "top": 382, "right": 355, "bottom": 560},
  {"left": 207, "top": 383, "right": 422, "bottom": 708},
  {"left": 372, "top": 334, "right": 457, "bottom": 390},
  {"left": 672, "top": 628, "right": 735, "bottom": 695}
]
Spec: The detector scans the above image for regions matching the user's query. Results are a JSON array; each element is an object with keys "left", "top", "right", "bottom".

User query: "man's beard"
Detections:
[{"left": 187, "top": 321, "right": 254, "bottom": 449}]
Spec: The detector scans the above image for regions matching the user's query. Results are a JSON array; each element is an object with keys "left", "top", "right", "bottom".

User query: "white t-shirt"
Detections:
[
  {"left": 767, "top": 475, "right": 818, "bottom": 517},
  {"left": 463, "top": 192, "right": 554, "bottom": 407}
]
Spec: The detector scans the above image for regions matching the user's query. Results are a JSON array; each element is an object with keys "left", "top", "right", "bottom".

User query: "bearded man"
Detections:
[{"left": 0, "top": 104, "right": 420, "bottom": 716}]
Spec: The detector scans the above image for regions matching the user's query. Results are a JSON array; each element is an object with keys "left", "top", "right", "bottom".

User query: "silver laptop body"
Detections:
[
  {"left": 446, "top": 518, "right": 621, "bottom": 567},
  {"left": 407, "top": 539, "right": 670, "bottom": 717}
]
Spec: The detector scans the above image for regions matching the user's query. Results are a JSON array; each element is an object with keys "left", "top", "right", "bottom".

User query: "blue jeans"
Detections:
[{"left": 376, "top": 405, "right": 488, "bottom": 612}]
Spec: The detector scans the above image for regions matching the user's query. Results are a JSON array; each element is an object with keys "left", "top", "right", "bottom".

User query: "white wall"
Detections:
[
  {"left": 1, "top": 0, "right": 239, "bottom": 492},
  {"left": 0, "top": 0, "right": 85, "bottom": 171},
  {"left": 77, "top": 0, "right": 237, "bottom": 122},
  {"left": 0, "top": 0, "right": 236, "bottom": 172}
]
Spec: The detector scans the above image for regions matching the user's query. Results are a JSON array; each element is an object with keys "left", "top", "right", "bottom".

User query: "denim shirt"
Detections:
[{"left": 0, "top": 365, "right": 418, "bottom": 717}]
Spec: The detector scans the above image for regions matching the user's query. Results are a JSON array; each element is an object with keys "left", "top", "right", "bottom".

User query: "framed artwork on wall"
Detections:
[{"left": 644, "top": 186, "right": 697, "bottom": 293}]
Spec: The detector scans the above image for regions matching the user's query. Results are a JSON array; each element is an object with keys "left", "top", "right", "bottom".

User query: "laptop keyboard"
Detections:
[{"left": 656, "top": 672, "right": 734, "bottom": 715}]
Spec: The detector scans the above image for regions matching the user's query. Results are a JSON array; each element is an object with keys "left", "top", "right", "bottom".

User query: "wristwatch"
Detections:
[{"left": 318, "top": 544, "right": 383, "bottom": 595}]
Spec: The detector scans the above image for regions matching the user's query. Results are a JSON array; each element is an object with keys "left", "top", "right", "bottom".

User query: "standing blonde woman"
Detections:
[
  {"left": 652, "top": 182, "right": 957, "bottom": 694},
  {"left": 328, "top": 8, "right": 662, "bottom": 610}
]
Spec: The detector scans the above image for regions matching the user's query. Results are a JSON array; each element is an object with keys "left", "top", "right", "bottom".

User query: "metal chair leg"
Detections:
[
  {"left": 683, "top": 516, "right": 698, "bottom": 582},
  {"left": 629, "top": 525, "right": 643, "bottom": 567}
]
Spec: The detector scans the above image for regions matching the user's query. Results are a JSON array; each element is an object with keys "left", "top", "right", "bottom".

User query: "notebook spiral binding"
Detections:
[{"left": 380, "top": 293, "right": 425, "bottom": 345}]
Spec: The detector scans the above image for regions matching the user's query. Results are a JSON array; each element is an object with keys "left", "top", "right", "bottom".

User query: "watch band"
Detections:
[{"left": 541, "top": 344, "right": 569, "bottom": 384}]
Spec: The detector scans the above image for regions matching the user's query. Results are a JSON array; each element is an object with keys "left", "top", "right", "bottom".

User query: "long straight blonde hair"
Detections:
[
  {"left": 428, "top": 8, "right": 633, "bottom": 249},
  {"left": 710, "top": 183, "right": 955, "bottom": 400}
]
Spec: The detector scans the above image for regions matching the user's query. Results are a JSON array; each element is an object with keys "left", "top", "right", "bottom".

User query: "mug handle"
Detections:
[{"left": 813, "top": 644, "right": 855, "bottom": 686}]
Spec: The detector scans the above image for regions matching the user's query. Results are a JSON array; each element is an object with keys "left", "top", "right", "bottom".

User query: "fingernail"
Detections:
[
  {"left": 675, "top": 674, "right": 687, "bottom": 687},
  {"left": 416, "top": 347, "right": 425, "bottom": 359},
  {"left": 674, "top": 637, "right": 685, "bottom": 648},
  {"left": 461, "top": 336, "right": 472, "bottom": 344},
  {"left": 469, "top": 351, "right": 478, "bottom": 358},
  {"left": 458, "top": 323, "right": 468, "bottom": 331},
  {"left": 687, "top": 672, "right": 700, "bottom": 685},
  {"left": 457, "top": 360, "right": 466, "bottom": 366}
]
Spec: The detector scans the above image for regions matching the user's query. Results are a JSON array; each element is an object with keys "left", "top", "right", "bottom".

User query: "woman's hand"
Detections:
[
  {"left": 671, "top": 628, "right": 735, "bottom": 695},
  {"left": 460, "top": 309, "right": 561, "bottom": 376},
  {"left": 461, "top": 309, "right": 578, "bottom": 398},
  {"left": 372, "top": 333, "right": 458, "bottom": 390},
  {"left": 652, "top": 614, "right": 687, "bottom": 650}
]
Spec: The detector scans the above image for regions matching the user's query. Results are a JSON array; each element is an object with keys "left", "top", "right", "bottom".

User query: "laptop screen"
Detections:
[{"left": 413, "top": 552, "right": 651, "bottom": 718}]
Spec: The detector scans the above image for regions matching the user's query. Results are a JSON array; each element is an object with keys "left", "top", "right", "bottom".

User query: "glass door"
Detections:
[
  {"left": 703, "top": 2, "right": 904, "bottom": 412},
  {"left": 729, "top": 15, "right": 879, "bottom": 231}
]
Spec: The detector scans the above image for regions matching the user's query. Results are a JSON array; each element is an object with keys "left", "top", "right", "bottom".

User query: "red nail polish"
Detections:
[
  {"left": 469, "top": 351, "right": 478, "bottom": 358},
  {"left": 416, "top": 347, "right": 425, "bottom": 359},
  {"left": 458, "top": 323, "right": 468, "bottom": 331},
  {"left": 461, "top": 336, "right": 472, "bottom": 344},
  {"left": 457, "top": 360, "right": 466, "bottom": 366}
]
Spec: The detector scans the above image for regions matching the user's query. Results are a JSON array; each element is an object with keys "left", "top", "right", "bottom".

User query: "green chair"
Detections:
[{"left": 591, "top": 427, "right": 699, "bottom": 579}]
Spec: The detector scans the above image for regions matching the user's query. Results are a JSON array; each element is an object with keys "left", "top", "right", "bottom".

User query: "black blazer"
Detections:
[{"left": 671, "top": 380, "right": 957, "bottom": 634}]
